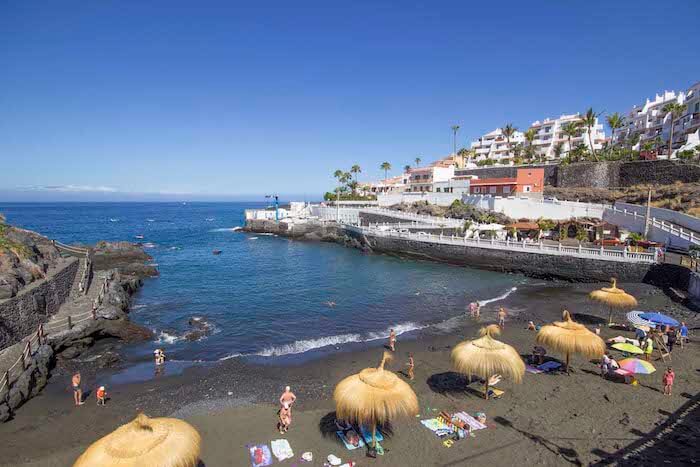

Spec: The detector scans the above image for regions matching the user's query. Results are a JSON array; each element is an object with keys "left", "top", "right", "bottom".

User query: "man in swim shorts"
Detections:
[{"left": 72, "top": 373, "right": 84, "bottom": 406}]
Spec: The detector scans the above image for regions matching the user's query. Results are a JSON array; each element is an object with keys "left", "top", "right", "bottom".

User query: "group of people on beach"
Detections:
[
  {"left": 71, "top": 372, "right": 107, "bottom": 406},
  {"left": 468, "top": 302, "right": 508, "bottom": 329}
]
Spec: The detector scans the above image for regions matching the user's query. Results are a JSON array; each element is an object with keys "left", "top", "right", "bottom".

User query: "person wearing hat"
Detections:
[{"left": 96, "top": 385, "right": 107, "bottom": 406}]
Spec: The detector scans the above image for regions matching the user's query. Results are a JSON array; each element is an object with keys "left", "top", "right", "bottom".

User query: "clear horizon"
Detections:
[{"left": 2, "top": 0, "right": 698, "bottom": 201}]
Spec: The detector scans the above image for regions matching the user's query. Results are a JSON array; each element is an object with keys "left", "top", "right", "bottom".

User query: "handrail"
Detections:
[
  {"left": 607, "top": 207, "right": 700, "bottom": 246},
  {"left": 345, "top": 224, "right": 658, "bottom": 264},
  {"left": 1, "top": 272, "right": 113, "bottom": 399}
]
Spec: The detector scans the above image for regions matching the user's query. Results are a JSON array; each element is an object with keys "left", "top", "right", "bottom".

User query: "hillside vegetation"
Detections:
[{"left": 545, "top": 182, "right": 700, "bottom": 217}]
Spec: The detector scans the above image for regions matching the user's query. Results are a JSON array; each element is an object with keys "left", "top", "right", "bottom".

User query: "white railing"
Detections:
[
  {"left": 607, "top": 207, "right": 700, "bottom": 246},
  {"left": 344, "top": 225, "right": 658, "bottom": 264},
  {"left": 360, "top": 207, "right": 464, "bottom": 227}
]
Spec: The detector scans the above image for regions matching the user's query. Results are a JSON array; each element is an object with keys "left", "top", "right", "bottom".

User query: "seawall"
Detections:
[{"left": 0, "top": 258, "right": 79, "bottom": 349}]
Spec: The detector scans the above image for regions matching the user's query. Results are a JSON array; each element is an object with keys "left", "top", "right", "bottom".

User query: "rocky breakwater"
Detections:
[
  {"left": 244, "top": 218, "right": 355, "bottom": 244},
  {"left": 0, "top": 240, "right": 157, "bottom": 422}
]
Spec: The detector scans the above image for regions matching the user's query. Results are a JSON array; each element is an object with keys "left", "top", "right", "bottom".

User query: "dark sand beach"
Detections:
[{"left": 1, "top": 282, "right": 698, "bottom": 467}]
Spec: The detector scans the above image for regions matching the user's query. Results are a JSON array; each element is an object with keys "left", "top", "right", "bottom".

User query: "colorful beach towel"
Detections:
[
  {"left": 271, "top": 439, "right": 294, "bottom": 461},
  {"left": 454, "top": 412, "right": 487, "bottom": 431},
  {"left": 420, "top": 418, "right": 449, "bottom": 433},
  {"left": 360, "top": 426, "right": 384, "bottom": 442},
  {"left": 526, "top": 364, "right": 544, "bottom": 374},
  {"left": 337, "top": 430, "right": 365, "bottom": 450},
  {"left": 538, "top": 361, "right": 562, "bottom": 372},
  {"left": 247, "top": 444, "right": 273, "bottom": 467}
]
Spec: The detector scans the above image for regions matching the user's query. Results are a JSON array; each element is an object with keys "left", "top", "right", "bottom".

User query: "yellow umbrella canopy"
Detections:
[
  {"left": 589, "top": 278, "right": 638, "bottom": 324},
  {"left": 334, "top": 352, "right": 418, "bottom": 446},
  {"left": 536, "top": 310, "right": 605, "bottom": 372},
  {"left": 73, "top": 413, "right": 201, "bottom": 467},
  {"left": 451, "top": 325, "right": 525, "bottom": 399}
]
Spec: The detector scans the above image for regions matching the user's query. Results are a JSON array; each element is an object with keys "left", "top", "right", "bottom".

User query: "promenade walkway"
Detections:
[{"left": 344, "top": 224, "right": 658, "bottom": 264}]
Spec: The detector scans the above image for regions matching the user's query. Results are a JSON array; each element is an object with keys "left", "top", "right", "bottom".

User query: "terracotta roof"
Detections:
[{"left": 507, "top": 222, "right": 540, "bottom": 230}]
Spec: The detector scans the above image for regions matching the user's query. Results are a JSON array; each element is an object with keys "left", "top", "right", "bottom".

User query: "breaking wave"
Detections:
[{"left": 478, "top": 287, "right": 517, "bottom": 307}]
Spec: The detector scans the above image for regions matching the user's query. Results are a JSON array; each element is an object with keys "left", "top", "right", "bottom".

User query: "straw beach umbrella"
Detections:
[
  {"left": 73, "top": 413, "right": 201, "bottom": 467},
  {"left": 536, "top": 310, "right": 605, "bottom": 373},
  {"left": 334, "top": 352, "right": 418, "bottom": 448},
  {"left": 589, "top": 278, "right": 637, "bottom": 325},
  {"left": 451, "top": 324, "right": 525, "bottom": 399}
]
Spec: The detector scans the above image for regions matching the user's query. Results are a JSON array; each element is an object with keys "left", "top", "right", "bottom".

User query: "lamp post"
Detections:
[{"left": 265, "top": 194, "right": 279, "bottom": 222}]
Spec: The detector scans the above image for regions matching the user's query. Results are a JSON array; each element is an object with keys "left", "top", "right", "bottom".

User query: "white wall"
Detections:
[
  {"left": 245, "top": 208, "right": 290, "bottom": 220},
  {"left": 614, "top": 202, "right": 700, "bottom": 233},
  {"left": 377, "top": 192, "right": 462, "bottom": 207},
  {"left": 462, "top": 195, "right": 608, "bottom": 220},
  {"left": 309, "top": 206, "right": 360, "bottom": 223}
]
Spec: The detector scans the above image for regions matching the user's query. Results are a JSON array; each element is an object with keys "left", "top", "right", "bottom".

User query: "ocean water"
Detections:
[{"left": 0, "top": 202, "right": 524, "bottom": 363}]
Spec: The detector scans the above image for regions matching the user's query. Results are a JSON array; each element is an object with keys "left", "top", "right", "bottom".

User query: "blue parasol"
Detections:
[
  {"left": 639, "top": 312, "right": 679, "bottom": 328},
  {"left": 626, "top": 311, "right": 655, "bottom": 328}
]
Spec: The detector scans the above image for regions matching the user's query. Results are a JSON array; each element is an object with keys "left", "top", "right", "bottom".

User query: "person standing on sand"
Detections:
[
  {"left": 407, "top": 353, "right": 415, "bottom": 380},
  {"left": 96, "top": 386, "right": 107, "bottom": 406},
  {"left": 278, "top": 402, "right": 292, "bottom": 434},
  {"left": 72, "top": 373, "right": 84, "bottom": 406},
  {"left": 389, "top": 329, "right": 396, "bottom": 351},
  {"left": 279, "top": 386, "right": 296, "bottom": 409},
  {"left": 469, "top": 302, "right": 477, "bottom": 317},
  {"left": 679, "top": 322, "right": 688, "bottom": 347},
  {"left": 663, "top": 367, "right": 675, "bottom": 396},
  {"left": 498, "top": 307, "right": 507, "bottom": 329},
  {"left": 644, "top": 337, "right": 654, "bottom": 362}
]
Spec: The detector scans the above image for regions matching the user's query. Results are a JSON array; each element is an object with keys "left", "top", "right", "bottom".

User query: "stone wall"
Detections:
[
  {"left": 0, "top": 258, "right": 78, "bottom": 349},
  {"left": 556, "top": 160, "right": 700, "bottom": 188},
  {"left": 344, "top": 229, "right": 656, "bottom": 283}
]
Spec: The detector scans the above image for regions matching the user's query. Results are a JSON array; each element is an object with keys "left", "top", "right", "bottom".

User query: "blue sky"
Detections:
[{"left": 1, "top": 0, "right": 698, "bottom": 201}]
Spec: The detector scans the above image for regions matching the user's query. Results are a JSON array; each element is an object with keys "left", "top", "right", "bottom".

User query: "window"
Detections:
[
  {"left": 503, "top": 186, "right": 511, "bottom": 194},
  {"left": 489, "top": 186, "right": 497, "bottom": 194},
  {"left": 523, "top": 185, "right": 532, "bottom": 192},
  {"left": 436, "top": 188, "right": 441, "bottom": 192},
  {"left": 473, "top": 187, "right": 480, "bottom": 193}
]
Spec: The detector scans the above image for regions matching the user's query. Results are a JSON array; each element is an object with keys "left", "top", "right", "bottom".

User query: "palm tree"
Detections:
[
  {"left": 451, "top": 125, "right": 460, "bottom": 155},
  {"left": 553, "top": 142, "right": 564, "bottom": 159},
  {"left": 380, "top": 162, "right": 392, "bottom": 181},
  {"left": 561, "top": 121, "right": 581, "bottom": 158},
  {"left": 606, "top": 112, "right": 624, "bottom": 149},
  {"left": 414, "top": 157, "right": 422, "bottom": 167},
  {"left": 403, "top": 164, "right": 411, "bottom": 173},
  {"left": 662, "top": 101, "right": 687, "bottom": 158},
  {"left": 501, "top": 123, "right": 516, "bottom": 157},
  {"left": 523, "top": 128, "right": 537, "bottom": 160},
  {"left": 582, "top": 108, "right": 601, "bottom": 161},
  {"left": 350, "top": 164, "right": 362, "bottom": 183}
]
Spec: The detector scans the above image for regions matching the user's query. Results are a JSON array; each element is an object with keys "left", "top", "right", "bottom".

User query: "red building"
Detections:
[{"left": 469, "top": 168, "right": 544, "bottom": 196}]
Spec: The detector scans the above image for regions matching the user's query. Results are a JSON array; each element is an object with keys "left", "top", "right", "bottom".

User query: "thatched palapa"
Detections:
[
  {"left": 73, "top": 413, "right": 201, "bottom": 467},
  {"left": 536, "top": 310, "right": 605, "bottom": 372},
  {"left": 451, "top": 325, "right": 525, "bottom": 399},
  {"left": 334, "top": 352, "right": 418, "bottom": 446},
  {"left": 589, "top": 278, "right": 637, "bottom": 324}
]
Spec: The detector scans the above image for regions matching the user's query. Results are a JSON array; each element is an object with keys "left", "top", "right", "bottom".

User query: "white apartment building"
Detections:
[
  {"left": 406, "top": 165, "right": 455, "bottom": 192},
  {"left": 614, "top": 81, "right": 700, "bottom": 152},
  {"left": 360, "top": 174, "right": 408, "bottom": 195},
  {"left": 528, "top": 113, "right": 606, "bottom": 159},
  {"left": 470, "top": 128, "right": 525, "bottom": 161}
]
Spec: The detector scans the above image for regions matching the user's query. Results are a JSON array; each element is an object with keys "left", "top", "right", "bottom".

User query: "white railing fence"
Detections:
[{"left": 344, "top": 224, "right": 658, "bottom": 264}]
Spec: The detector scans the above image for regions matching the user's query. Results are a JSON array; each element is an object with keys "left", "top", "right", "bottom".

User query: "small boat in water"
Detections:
[
  {"left": 135, "top": 235, "right": 145, "bottom": 239},
  {"left": 212, "top": 249, "right": 222, "bottom": 255}
]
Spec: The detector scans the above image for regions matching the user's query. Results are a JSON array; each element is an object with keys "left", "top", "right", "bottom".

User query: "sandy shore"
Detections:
[{"left": 0, "top": 281, "right": 698, "bottom": 466}]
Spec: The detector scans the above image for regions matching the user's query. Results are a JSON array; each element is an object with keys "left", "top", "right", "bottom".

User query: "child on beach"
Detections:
[
  {"left": 663, "top": 367, "right": 675, "bottom": 396},
  {"left": 96, "top": 386, "right": 107, "bottom": 406},
  {"left": 498, "top": 307, "right": 507, "bottom": 329},
  {"left": 389, "top": 329, "right": 396, "bottom": 352},
  {"left": 278, "top": 402, "right": 292, "bottom": 434},
  {"left": 407, "top": 353, "right": 415, "bottom": 380}
]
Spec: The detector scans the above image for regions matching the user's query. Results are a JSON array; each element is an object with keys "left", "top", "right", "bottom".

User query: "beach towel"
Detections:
[
  {"left": 271, "top": 439, "right": 294, "bottom": 461},
  {"left": 247, "top": 444, "right": 273, "bottom": 467},
  {"left": 538, "top": 361, "right": 562, "bottom": 372},
  {"left": 336, "top": 430, "right": 365, "bottom": 450},
  {"left": 360, "top": 426, "right": 384, "bottom": 442},
  {"left": 420, "top": 418, "right": 449, "bottom": 432},
  {"left": 454, "top": 412, "right": 487, "bottom": 431},
  {"left": 526, "top": 364, "right": 544, "bottom": 374}
]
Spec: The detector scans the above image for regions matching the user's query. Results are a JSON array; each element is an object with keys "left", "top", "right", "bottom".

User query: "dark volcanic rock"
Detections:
[{"left": 91, "top": 241, "right": 159, "bottom": 278}]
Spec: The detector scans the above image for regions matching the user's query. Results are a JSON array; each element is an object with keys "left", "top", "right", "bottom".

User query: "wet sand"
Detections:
[{"left": 0, "top": 282, "right": 698, "bottom": 466}]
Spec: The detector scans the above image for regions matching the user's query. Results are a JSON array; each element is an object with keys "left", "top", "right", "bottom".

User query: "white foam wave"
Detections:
[
  {"left": 248, "top": 237, "right": 259, "bottom": 240},
  {"left": 146, "top": 219, "right": 155, "bottom": 222},
  {"left": 155, "top": 331, "right": 184, "bottom": 344},
  {"left": 142, "top": 242, "right": 156, "bottom": 248},
  {"left": 209, "top": 227, "right": 240, "bottom": 232},
  {"left": 220, "top": 322, "right": 427, "bottom": 360},
  {"left": 478, "top": 287, "right": 517, "bottom": 307}
]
